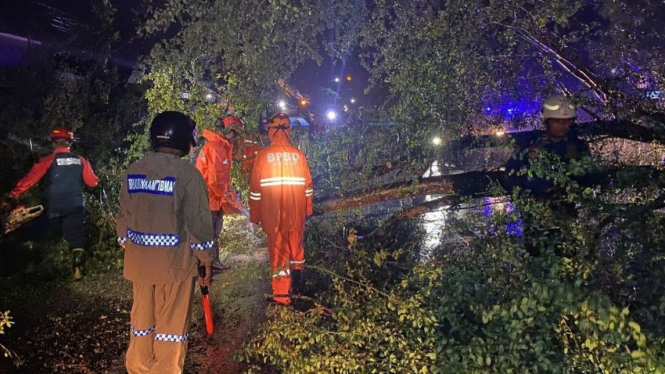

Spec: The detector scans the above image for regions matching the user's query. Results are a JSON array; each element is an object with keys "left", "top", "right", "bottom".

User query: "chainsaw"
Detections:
[{"left": 2, "top": 205, "right": 44, "bottom": 234}]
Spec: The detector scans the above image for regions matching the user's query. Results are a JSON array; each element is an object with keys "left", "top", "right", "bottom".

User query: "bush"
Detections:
[{"left": 241, "top": 152, "right": 665, "bottom": 373}]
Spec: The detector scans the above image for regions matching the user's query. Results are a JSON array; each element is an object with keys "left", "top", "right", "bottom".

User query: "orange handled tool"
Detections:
[{"left": 198, "top": 266, "right": 214, "bottom": 336}]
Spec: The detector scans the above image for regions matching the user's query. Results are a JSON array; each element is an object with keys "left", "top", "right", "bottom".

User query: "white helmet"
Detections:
[{"left": 541, "top": 94, "right": 577, "bottom": 120}]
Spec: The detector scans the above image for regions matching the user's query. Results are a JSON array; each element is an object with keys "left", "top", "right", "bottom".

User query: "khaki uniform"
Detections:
[{"left": 116, "top": 151, "right": 214, "bottom": 374}]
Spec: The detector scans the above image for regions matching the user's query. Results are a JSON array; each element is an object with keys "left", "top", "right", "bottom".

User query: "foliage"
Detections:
[
  {"left": 355, "top": 0, "right": 665, "bottom": 173},
  {"left": 3, "top": 0, "right": 665, "bottom": 372},
  {"left": 0, "top": 310, "right": 15, "bottom": 359},
  {"left": 135, "top": 0, "right": 359, "bottom": 130},
  {"left": 0, "top": 0, "right": 142, "bottom": 276},
  {"left": 241, "top": 142, "right": 665, "bottom": 372}
]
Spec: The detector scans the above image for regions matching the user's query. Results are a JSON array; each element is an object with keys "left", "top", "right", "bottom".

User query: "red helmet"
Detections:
[
  {"left": 50, "top": 127, "right": 75, "bottom": 142},
  {"left": 221, "top": 115, "right": 243, "bottom": 133}
]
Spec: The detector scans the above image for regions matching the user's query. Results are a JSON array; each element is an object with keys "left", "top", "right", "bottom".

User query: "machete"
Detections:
[{"left": 198, "top": 265, "right": 214, "bottom": 335}]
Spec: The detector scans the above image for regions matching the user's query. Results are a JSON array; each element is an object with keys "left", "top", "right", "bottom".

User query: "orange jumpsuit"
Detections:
[
  {"left": 195, "top": 130, "right": 233, "bottom": 212},
  {"left": 195, "top": 130, "right": 233, "bottom": 258},
  {"left": 249, "top": 130, "right": 313, "bottom": 305},
  {"left": 238, "top": 139, "right": 261, "bottom": 183}
]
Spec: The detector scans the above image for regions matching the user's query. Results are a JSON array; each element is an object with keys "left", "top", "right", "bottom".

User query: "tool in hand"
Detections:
[{"left": 198, "top": 265, "right": 214, "bottom": 336}]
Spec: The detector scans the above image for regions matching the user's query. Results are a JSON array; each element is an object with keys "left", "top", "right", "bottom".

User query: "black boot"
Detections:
[
  {"left": 72, "top": 248, "right": 85, "bottom": 281},
  {"left": 291, "top": 270, "right": 302, "bottom": 296}
]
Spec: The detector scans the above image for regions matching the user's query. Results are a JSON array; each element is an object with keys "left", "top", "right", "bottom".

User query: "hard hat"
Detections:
[
  {"left": 50, "top": 127, "right": 75, "bottom": 142},
  {"left": 541, "top": 94, "right": 577, "bottom": 121},
  {"left": 267, "top": 112, "right": 291, "bottom": 130},
  {"left": 221, "top": 115, "right": 244, "bottom": 133},
  {"left": 150, "top": 111, "right": 197, "bottom": 154}
]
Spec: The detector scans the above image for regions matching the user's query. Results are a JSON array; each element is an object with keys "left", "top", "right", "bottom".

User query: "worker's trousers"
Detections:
[
  {"left": 266, "top": 230, "right": 305, "bottom": 305},
  {"left": 211, "top": 210, "right": 224, "bottom": 262},
  {"left": 125, "top": 279, "right": 196, "bottom": 374}
]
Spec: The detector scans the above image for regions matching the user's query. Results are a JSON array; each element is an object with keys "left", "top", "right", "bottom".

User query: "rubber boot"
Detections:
[
  {"left": 291, "top": 269, "right": 302, "bottom": 296},
  {"left": 72, "top": 248, "right": 85, "bottom": 281}
]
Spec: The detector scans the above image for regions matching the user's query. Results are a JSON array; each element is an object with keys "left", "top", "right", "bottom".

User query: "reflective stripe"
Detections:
[
  {"left": 250, "top": 192, "right": 261, "bottom": 197},
  {"left": 260, "top": 177, "right": 306, "bottom": 183},
  {"left": 305, "top": 189, "right": 313, "bottom": 193},
  {"left": 155, "top": 333, "right": 188, "bottom": 343},
  {"left": 261, "top": 181, "right": 306, "bottom": 186},
  {"left": 56, "top": 158, "right": 82, "bottom": 166},
  {"left": 272, "top": 269, "right": 291, "bottom": 278},
  {"left": 127, "top": 228, "right": 179, "bottom": 247},
  {"left": 190, "top": 241, "right": 214, "bottom": 251},
  {"left": 249, "top": 195, "right": 261, "bottom": 200},
  {"left": 131, "top": 325, "right": 155, "bottom": 337},
  {"left": 290, "top": 260, "right": 305, "bottom": 265}
]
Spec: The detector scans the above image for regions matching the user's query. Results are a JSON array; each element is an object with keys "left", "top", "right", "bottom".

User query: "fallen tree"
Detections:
[{"left": 448, "top": 119, "right": 665, "bottom": 151}]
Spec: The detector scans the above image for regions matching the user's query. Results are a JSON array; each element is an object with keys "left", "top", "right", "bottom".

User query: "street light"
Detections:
[
  {"left": 432, "top": 136, "right": 442, "bottom": 146},
  {"left": 327, "top": 110, "right": 337, "bottom": 120},
  {"left": 346, "top": 75, "right": 352, "bottom": 82},
  {"left": 278, "top": 100, "right": 286, "bottom": 110},
  {"left": 350, "top": 98, "right": 356, "bottom": 104},
  {"left": 334, "top": 77, "right": 340, "bottom": 83}
]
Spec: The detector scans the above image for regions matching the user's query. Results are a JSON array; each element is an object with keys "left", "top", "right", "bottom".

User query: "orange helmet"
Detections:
[
  {"left": 221, "top": 115, "right": 243, "bottom": 133},
  {"left": 50, "top": 127, "right": 75, "bottom": 142},
  {"left": 267, "top": 112, "right": 291, "bottom": 130}
]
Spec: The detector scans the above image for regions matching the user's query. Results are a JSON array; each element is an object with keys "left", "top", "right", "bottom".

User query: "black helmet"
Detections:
[{"left": 150, "top": 111, "right": 197, "bottom": 154}]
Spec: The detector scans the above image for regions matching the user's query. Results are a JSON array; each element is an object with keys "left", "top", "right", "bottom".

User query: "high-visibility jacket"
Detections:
[
  {"left": 249, "top": 131, "right": 313, "bottom": 233},
  {"left": 10, "top": 146, "right": 98, "bottom": 211},
  {"left": 238, "top": 139, "right": 261, "bottom": 182},
  {"left": 195, "top": 130, "right": 233, "bottom": 211}
]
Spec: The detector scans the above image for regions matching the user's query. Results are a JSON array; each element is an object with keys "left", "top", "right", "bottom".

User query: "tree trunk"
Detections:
[{"left": 314, "top": 171, "right": 504, "bottom": 215}]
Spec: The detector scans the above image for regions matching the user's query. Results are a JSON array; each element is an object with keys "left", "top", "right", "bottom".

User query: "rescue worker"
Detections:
[
  {"left": 116, "top": 111, "right": 215, "bottom": 374},
  {"left": 249, "top": 112, "right": 314, "bottom": 306},
  {"left": 7, "top": 127, "right": 98, "bottom": 280},
  {"left": 504, "top": 94, "right": 590, "bottom": 258},
  {"left": 195, "top": 114, "right": 243, "bottom": 271},
  {"left": 504, "top": 94, "right": 590, "bottom": 198},
  {"left": 237, "top": 136, "right": 262, "bottom": 184}
]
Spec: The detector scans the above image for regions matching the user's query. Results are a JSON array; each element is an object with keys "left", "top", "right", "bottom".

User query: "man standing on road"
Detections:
[
  {"left": 116, "top": 111, "right": 215, "bottom": 374},
  {"left": 249, "top": 112, "right": 313, "bottom": 306},
  {"left": 6, "top": 127, "right": 98, "bottom": 280},
  {"left": 195, "top": 115, "right": 243, "bottom": 271}
]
